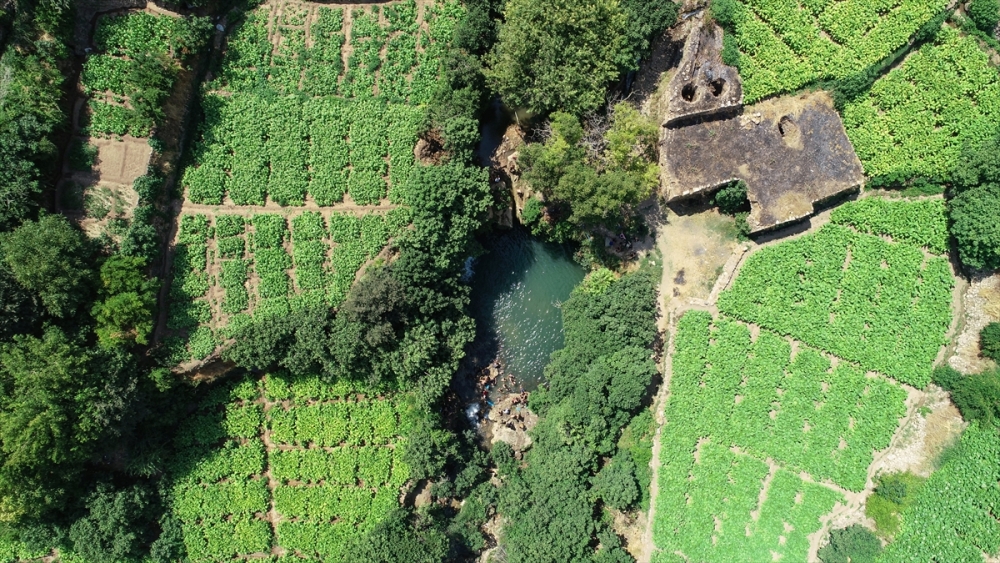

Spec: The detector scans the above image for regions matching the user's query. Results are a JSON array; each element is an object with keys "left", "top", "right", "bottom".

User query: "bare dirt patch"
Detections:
[
  {"left": 949, "top": 273, "right": 1000, "bottom": 374},
  {"left": 655, "top": 203, "right": 742, "bottom": 324},
  {"left": 871, "top": 386, "right": 965, "bottom": 479}
]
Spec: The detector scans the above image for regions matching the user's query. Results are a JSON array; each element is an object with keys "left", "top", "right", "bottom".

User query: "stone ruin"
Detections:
[
  {"left": 659, "top": 19, "right": 865, "bottom": 233},
  {"left": 664, "top": 22, "right": 742, "bottom": 126}
]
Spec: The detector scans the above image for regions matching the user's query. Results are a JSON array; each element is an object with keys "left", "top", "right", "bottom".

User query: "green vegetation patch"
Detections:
[
  {"left": 166, "top": 211, "right": 408, "bottom": 362},
  {"left": 830, "top": 197, "right": 949, "bottom": 254},
  {"left": 83, "top": 12, "right": 210, "bottom": 137},
  {"left": 168, "top": 374, "right": 411, "bottom": 561},
  {"left": 712, "top": 0, "right": 947, "bottom": 102},
  {"left": 717, "top": 224, "right": 954, "bottom": 387},
  {"left": 182, "top": 2, "right": 460, "bottom": 206},
  {"left": 841, "top": 28, "right": 1000, "bottom": 185},
  {"left": 664, "top": 313, "right": 906, "bottom": 491},
  {"left": 653, "top": 440, "right": 843, "bottom": 562},
  {"left": 879, "top": 422, "right": 1000, "bottom": 561},
  {"left": 650, "top": 310, "right": 907, "bottom": 560}
]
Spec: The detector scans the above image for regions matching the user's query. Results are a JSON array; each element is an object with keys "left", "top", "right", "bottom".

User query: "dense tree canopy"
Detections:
[
  {"left": 487, "top": 0, "right": 625, "bottom": 115},
  {"left": 949, "top": 183, "right": 1000, "bottom": 271},
  {"left": 949, "top": 129, "right": 1000, "bottom": 271},
  {"left": 92, "top": 256, "right": 158, "bottom": 348},
  {"left": 0, "top": 215, "right": 94, "bottom": 318},
  {"left": 520, "top": 105, "right": 658, "bottom": 234},
  {"left": 494, "top": 265, "right": 659, "bottom": 563}
]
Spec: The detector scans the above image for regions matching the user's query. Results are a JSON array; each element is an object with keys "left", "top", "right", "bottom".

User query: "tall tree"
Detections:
[
  {"left": 1, "top": 214, "right": 94, "bottom": 318},
  {"left": 487, "top": 0, "right": 625, "bottom": 115}
]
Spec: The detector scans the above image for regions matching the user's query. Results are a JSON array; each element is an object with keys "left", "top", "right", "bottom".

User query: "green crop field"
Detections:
[
  {"left": 182, "top": 0, "right": 460, "bottom": 206},
  {"left": 82, "top": 12, "right": 208, "bottom": 137},
  {"left": 653, "top": 440, "right": 843, "bottom": 563},
  {"left": 666, "top": 313, "right": 907, "bottom": 491},
  {"left": 717, "top": 223, "right": 954, "bottom": 387},
  {"left": 841, "top": 28, "right": 1000, "bottom": 184},
  {"left": 717, "top": 0, "right": 946, "bottom": 102},
  {"left": 879, "top": 422, "right": 1000, "bottom": 562},
  {"left": 829, "top": 196, "right": 950, "bottom": 254},
  {"left": 168, "top": 373, "right": 411, "bottom": 561},
  {"left": 649, "top": 310, "right": 906, "bottom": 561},
  {"left": 165, "top": 210, "right": 411, "bottom": 363}
]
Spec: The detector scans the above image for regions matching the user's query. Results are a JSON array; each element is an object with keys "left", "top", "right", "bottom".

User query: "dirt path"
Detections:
[{"left": 638, "top": 205, "right": 741, "bottom": 562}]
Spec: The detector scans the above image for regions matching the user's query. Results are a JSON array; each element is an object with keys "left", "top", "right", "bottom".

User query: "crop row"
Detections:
[
  {"left": 717, "top": 224, "right": 954, "bottom": 387},
  {"left": 667, "top": 313, "right": 906, "bottom": 491},
  {"left": 166, "top": 376, "right": 410, "bottom": 561},
  {"left": 274, "top": 484, "right": 398, "bottom": 526},
  {"left": 269, "top": 447, "right": 404, "bottom": 488},
  {"left": 724, "top": 0, "right": 947, "bottom": 102},
  {"left": 264, "top": 371, "right": 403, "bottom": 402},
  {"left": 165, "top": 215, "right": 217, "bottom": 363},
  {"left": 841, "top": 28, "right": 1000, "bottom": 185},
  {"left": 268, "top": 400, "right": 402, "bottom": 448},
  {"left": 183, "top": 93, "right": 424, "bottom": 207},
  {"left": 652, "top": 439, "right": 843, "bottom": 562},
  {"left": 830, "top": 197, "right": 949, "bottom": 253}
]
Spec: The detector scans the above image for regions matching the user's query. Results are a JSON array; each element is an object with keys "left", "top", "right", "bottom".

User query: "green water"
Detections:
[{"left": 468, "top": 228, "right": 586, "bottom": 391}]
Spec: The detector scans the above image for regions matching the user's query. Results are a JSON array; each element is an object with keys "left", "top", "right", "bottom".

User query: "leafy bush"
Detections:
[
  {"left": 711, "top": 180, "right": 749, "bottom": 216},
  {"left": 949, "top": 183, "right": 1000, "bottom": 271},
  {"left": 817, "top": 525, "right": 882, "bottom": 563},
  {"left": 931, "top": 364, "right": 963, "bottom": 390},
  {"left": 982, "top": 322, "right": 1000, "bottom": 362},
  {"left": 947, "top": 368, "right": 1000, "bottom": 422},
  {"left": 969, "top": 0, "right": 1000, "bottom": 32},
  {"left": 593, "top": 452, "right": 639, "bottom": 510}
]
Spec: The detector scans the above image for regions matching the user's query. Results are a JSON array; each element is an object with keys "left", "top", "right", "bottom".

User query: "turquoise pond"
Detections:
[{"left": 467, "top": 228, "right": 586, "bottom": 391}]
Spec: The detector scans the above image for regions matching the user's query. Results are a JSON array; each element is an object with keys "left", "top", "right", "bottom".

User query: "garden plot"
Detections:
[
  {"left": 650, "top": 199, "right": 960, "bottom": 562},
  {"left": 168, "top": 373, "right": 411, "bottom": 561},
  {"left": 165, "top": 208, "right": 411, "bottom": 364},
  {"left": 717, "top": 223, "right": 954, "bottom": 387},
  {"left": 60, "top": 9, "right": 203, "bottom": 238},
  {"left": 653, "top": 439, "right": 844, "bottom": 563},
  {"left": 721, "top": 0, "right": 947, "bottom": 102},
  {"left": 651, "top": 311, "right": 908, "bottom": 562},
  {"left": 841, "top": 28, "right": 1000, "bottom": 185},
  {"left": 181, "top": 0, "right": 461, "bottom": 207},
  {"left": 81, "top": 10, "right": 206, "bottom": 137}
]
